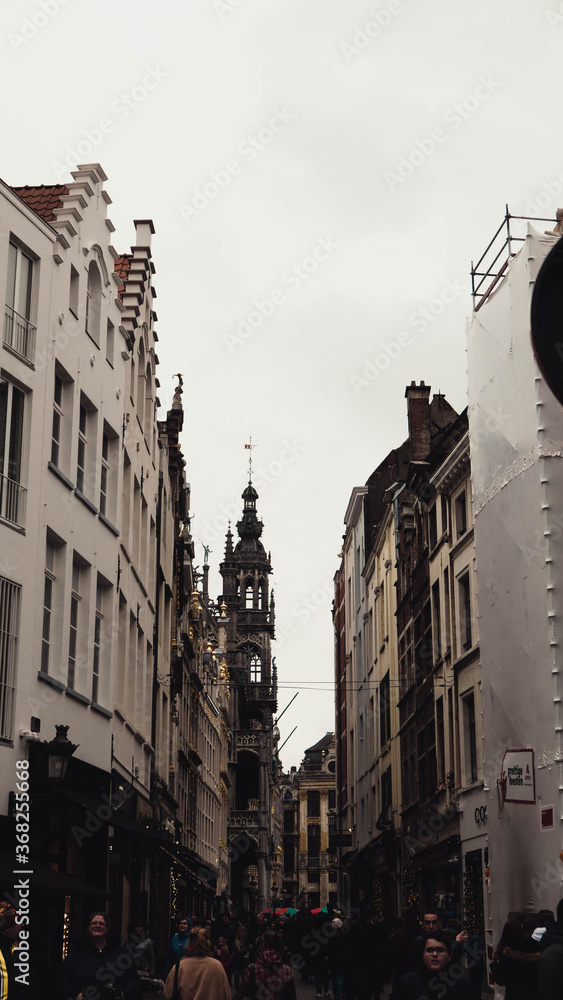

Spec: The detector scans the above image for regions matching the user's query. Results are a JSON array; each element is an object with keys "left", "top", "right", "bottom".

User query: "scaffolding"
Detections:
[{"left": 470, "top": 205, "right": 557, "bottom": 311}]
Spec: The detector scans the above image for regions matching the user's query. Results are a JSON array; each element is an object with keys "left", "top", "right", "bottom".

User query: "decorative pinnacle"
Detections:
[{"left": 245, "top": 437, "right": 256, "bottom": 483}]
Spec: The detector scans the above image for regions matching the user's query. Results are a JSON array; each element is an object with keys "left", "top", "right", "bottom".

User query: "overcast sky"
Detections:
[{"left": 2, "top": 0, "right": 561, "bottom": 766}]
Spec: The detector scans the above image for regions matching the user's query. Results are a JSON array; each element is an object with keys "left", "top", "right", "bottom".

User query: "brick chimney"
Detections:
[{"left": 405, "top": 380, "right": 431, "bottom": 461}]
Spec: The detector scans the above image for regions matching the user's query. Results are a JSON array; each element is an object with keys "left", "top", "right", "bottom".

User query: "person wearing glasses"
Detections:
[
  {"left": 56, "top": 911, "right": 142, "bottom": 999},
  {"left": 391, "top": 931, "right": 472, "bottom": 1000}
]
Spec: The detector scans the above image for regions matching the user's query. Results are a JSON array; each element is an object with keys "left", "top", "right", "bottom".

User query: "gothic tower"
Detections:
[{"left": 219, "top": 479, "right": 278, "bottom": 912}]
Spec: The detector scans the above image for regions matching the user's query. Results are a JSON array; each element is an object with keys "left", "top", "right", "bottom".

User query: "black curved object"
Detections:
[{"left": 531, "top": 235, "right": 563, "bottom": 406}]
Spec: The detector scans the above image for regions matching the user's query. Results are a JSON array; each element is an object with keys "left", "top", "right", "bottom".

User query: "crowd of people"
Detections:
[{"left": 4, "top": 895, "right": 563, "bottom": 999}]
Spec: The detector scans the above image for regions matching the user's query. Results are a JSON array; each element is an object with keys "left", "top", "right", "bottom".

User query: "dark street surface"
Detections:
[{"left": 293, "top": 976, "right": 394, "bottom": 1000}]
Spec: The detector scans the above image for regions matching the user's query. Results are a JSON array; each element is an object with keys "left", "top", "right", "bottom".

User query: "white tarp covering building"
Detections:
[{"left": 467, "top": 222, "right": 563, "bottom": 951}]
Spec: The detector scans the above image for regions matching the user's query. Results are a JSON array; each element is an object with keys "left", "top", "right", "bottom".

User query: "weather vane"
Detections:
[{"left": 245, "top": 437, "right": 256, "bottom": 482}]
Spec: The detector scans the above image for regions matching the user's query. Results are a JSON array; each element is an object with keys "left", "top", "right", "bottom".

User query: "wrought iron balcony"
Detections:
[
  {"left": 0, "top": 474, "right": 26, "bottom": 527},
  {"left": 4, "top": 305, "right": 36, "bottom": 364}
]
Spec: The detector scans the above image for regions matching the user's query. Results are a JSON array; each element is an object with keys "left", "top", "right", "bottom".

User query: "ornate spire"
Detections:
[{"left": 224, "top": 523, "right": 234, "bottom": 558}]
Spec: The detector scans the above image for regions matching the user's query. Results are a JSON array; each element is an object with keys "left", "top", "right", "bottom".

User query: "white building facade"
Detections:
[{"left": 467, "top": 223, "right": 563, "bottom": 949}]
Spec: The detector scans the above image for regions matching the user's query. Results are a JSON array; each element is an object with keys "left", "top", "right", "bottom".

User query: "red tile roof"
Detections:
[
  {"left": 11, "top": 184, "right": 68, "bottom": 223},
  {"left": 114, "top": 254, "right": 132, "bottom": 299}
]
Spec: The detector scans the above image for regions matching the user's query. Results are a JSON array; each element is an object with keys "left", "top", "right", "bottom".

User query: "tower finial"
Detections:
[{"left": 245, "top": 437, "right": 255, "bottom": 483}]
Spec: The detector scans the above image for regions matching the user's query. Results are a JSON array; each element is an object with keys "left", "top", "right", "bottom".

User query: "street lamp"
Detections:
[{"left": 44, "top": 725, "right": 78, "bottom": 780}]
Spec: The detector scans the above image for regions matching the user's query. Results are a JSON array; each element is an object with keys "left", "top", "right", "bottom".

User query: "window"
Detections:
[
  {"left": 444, "top": 567, "right": 451, "bottom": 650},
  {"left": 436, "top": 696, "right": 445, "bottom": 783},
  {"left": 328, "top": 789, "right": 336, "bottom": 810},
  {"left": 284, "top": 810, "right": 295, "bottom": 833},
  {"left": 429, "top": 504, "right": 437, "bottom": 549},
  {"left": 441, "top": 494, "right": 448, "bottom": 535},
  {"left": 41, "top": 539, "right": 55, "bottom": 674},
  {"left": 100, "top": 431, "right": 109, "bottom": 516},
  {"left": 99, "top": 425, "right": 118, "bottom": 522},
  {"left": 459, "top": 573, "right": 472, "bottom": 651},
  {"left": 68, "top": 559, "right": 81, "bottom": 689},
  {"left": 0, "top": 576, "right": 21, "bottom": 741},
  {"left": 50, "top": 367, "right": 73, "bottom": 477},
  {"left": 51, "top": 373, "right": 63, "bottom": 467},
  {"left": 307, "top": 790, "right": 320, "bottom": 817},
  {"left": 92, "top": 578, "right": 103, "bottom": 702},
  {"left": 432, "top": 580, "right": 441, "bottom": 661},
  {"left": 381, "top": 765, "right": 392, "bottom": 816},
  {"left": 69, "top": 264, "right": 79, "bottom": 318},
  {"left": 106, "top": 319, "right": 114, "bottom": 367},
  {"left": 0, "top": 378, "right": 26, "bottom": 526},
  {"left": 463, "top": 692, "right": 478, "bottom": 783},
  {"left": 5, "top": 241, "right": 35, "bottom": 362},
  {"left": 284, "top": 842, "right": 294, "bottom": 873},
  {"left": 245, "top": 580, "right": 253, "bottom": 608},
  {"left": 455, "top": 490, "right": 467, "bottom": 538},
  {"left": 76, "top": 402, "right": 87, "bottom": 493},
  {"left": 76, "top": 396, "right": 97, "bottom": 500},
  {"left": 85, "top": 261, "right": 101, "bottom": 346},
  {"left": 379, "top": 672, "right": 391, "bottom": 747},
  {"left": 307, "top": 822, "right": 320, "bottom": 859},
  {"left": 249, "top": 653, "right": 261, "bottom": 683}
]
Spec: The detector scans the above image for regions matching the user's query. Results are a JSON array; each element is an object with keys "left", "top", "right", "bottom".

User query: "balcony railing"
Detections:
[
  {"left": 299, "top": 853, "right": 329, "bottom": 869},
  {"left": 230, "top": 809, "right": 259, "bottom": 829},
  {"left": 4, "top": 305, "right": 36, "bottom": 364},
  {"left": 0, "top": 474, "right": 26, "bottom": 527}
]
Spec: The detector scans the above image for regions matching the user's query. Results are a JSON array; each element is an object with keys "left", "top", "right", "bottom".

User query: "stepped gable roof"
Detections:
[
  {"left": 114, "top": 253, "right": 132, "bottom": 299},
  {"left": 11, "top": 184, "right": 68, "bottom": 222}
]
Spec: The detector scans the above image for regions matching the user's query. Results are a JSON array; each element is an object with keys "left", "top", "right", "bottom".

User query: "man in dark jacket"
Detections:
[
  {"left": 392, "top": 931, "right": 472, "bottom": 1000},
  {"left": 56, "top": 911, "right": 142, "bottom": 1000}
]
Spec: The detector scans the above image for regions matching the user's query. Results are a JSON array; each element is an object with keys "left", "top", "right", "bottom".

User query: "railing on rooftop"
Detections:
[{"left": 470, "top": 206, "right": 559, "bottom": 312}]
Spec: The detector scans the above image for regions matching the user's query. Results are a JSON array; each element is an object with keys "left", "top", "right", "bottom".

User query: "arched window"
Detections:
[
  {"left": 250, "top": 653, "right": 261, "bottom": 683},
  {"left": 85, "top": 261, "right": 101, "bottom": 346},
  {"left": 245, "top": 579, "right": 254, "bottom": 608}
]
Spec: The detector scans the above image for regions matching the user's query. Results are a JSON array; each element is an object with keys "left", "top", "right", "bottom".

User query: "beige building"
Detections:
[{"left": 280, "top": 733, "right": 337, "bottom": 909}]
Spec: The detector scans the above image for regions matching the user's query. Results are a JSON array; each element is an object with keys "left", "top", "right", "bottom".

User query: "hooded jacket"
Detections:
[{"left": 240, "top": 949, "right": 296, "bottom": 1000}]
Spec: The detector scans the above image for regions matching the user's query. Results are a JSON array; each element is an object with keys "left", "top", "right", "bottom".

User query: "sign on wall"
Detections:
[{"left": 501, "top": 749, "right": 535, "bottom": 804}]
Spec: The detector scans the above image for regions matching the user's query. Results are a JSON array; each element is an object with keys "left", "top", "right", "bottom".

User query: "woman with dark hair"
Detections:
[
  {"left": 163, "top": 925, "right": 231, "bottom": 1000},
  {"left": 391, "top": 931, "right": 472, "bottom": 1000},
  {"left": 56, "top": 911, "right": 142, "bottom": 999},
  {"left": 164, "top": 915, "right": 192, "bottom": 976},
  {"left": 490, "top": 919, "right": 540, "bottom": 1000}
]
